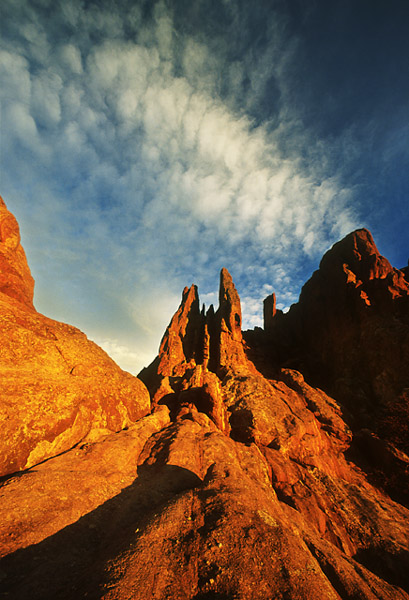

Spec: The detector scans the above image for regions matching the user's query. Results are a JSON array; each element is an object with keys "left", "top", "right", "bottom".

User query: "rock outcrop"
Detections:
[
  {"left": 0, "top": 197, "right": 150, "bottom": 476},
  {"left": 1, "top": 210, "right": 409, "bottom": 600},
  {"left": 0, "top": 197, "right": 34, "bottom": 308},
  {"left": 254, "top": 229, "right": 409, "bottom": 428},
  {"left": 245, "top": 228, "right": 409, "bottom": 505}
]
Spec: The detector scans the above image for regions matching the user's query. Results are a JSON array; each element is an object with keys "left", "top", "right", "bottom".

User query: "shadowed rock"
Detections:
[{"left": 246, "top": 227, "right": 409, "bottom": 504}]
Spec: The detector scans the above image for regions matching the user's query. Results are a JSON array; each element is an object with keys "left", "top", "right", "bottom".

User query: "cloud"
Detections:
[
  {"left": 0, "top": 0, "right": 363, "bottom": 373},
  {"left": 93, "top": 337, "right": 161, "bottom": 375},
  {"left": 59, "top": 44, "right": 83, "bottom": 74}
]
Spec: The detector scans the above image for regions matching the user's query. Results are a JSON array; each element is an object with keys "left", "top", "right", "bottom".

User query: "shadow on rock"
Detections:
[
  {"left": 0, "top": 463, "right": 203, "bottom": 600},
  {"left": 354, "top": 546, "right": 409, "bottom": 593}
]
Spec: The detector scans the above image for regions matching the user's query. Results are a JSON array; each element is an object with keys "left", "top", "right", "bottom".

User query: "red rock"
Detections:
[
  {"left": 0, "top": 197, "right": 34, "bottom": 308},
  {"left": 1, "top": 216, "right": 409, "bottom": 600},
  {"left": 263, "top": 291, "right": 276, "bottom": 332},
  {"left": 140, "top": 267, "right": 257, "bottom": 427},
  {"left": 252, "top": 228, "right": 409, "bottom": 469},
  {"left": 157, "top": 284, "right": 202, "bottom": 377},
  {"left": 0, "top": 407, "right": 170, "bottom": 556},
  {"left": 2, "top": 401, "right": 408, "bottom": 600},
  {"left": 0, "top": 199, "right": 150, "bottom": 476},
  {"left": 213, "top": 267, "right": 254, "bottom": 375}
]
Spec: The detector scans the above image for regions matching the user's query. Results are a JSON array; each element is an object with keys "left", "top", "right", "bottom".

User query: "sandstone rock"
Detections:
[
  {"left": 2, "top": 404, "right": 408, "bottom": 600},
  {"left": 249, "top": 228, "right": 409, "bottom": 503},
  {"left": 156, "top": 284, "right": 202, "bottom": 377},
  {"left": 178, "top": 366, "right": 230, "bottom": 434},
  {"left": 140, "top": 267, "right": 257, "bottom": 425},
  {"left": 263, "top": 291, "right": 276, "bottom": 331},
  {"left": 0, "top": 407, "right": 170, "bottom": 556},
  {"left": 212, "top": 267, "right": 254, "bottom": 376},
  {"left": 2, "top": 217, "right": 409, "bottom": 600},
  {"left": 0, "top": 197, "right": 34, "bottom": 308},
  {"left": 0, "top": 199, "right": 150, "bottom": 476}
]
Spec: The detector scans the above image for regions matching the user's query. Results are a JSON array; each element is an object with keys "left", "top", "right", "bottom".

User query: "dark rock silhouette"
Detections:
[{"left": 245, "top": 227, "right": 409, "bottom": 506}]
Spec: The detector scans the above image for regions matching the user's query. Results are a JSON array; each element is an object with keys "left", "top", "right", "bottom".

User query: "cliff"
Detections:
[{"left": 1, "top": 204, "right": 408, "bottom": 600}]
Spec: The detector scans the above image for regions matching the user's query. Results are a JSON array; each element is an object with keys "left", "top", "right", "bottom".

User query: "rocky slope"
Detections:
[
  {"left": 1, "top": 203, "right": 408, "bottom": 600},
  {"left": 0, "top": 197, "right": 150, "bottom": 476}
]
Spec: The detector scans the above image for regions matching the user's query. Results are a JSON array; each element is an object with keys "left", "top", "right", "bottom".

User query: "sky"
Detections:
[{"left": 1, "top": 0, "right": 408, "bottom": 374}]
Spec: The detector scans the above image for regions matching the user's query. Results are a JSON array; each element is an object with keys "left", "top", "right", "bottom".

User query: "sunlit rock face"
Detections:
[
  {"left": 0, "top": 197, "right": 34, "bottom": 308},
  {"left": 1, "top": 205, "right": 409, "bottom": 600},
  {"left": 0, "top": 198, "right": 150, "bottom": 476}
]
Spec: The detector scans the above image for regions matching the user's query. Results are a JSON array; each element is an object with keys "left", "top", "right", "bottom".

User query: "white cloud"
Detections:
[
  {"left": 59, "top": 44, "right": 83, "bottom": 74},
  {"left": 0, "top": 0, "right": 361, "bottom": 373},
  {"left": 93, "top": 337, "right": 157, "bottom": 375},
  {"left": 6, "top": 103, "right": 39, "bottom": 147},
  {"left": 0, "top": 50, "right": 31, "bottom": 102},
  {"left": 31, "top": 70, "right": 62, "bottom": 126}
]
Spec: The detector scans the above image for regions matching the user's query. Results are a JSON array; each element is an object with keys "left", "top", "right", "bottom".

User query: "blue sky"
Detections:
[{"left": 1, "top": 0, "right": 408, "bottom": 373}]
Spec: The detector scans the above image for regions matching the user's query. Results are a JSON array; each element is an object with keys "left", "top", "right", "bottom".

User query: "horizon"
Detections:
[{"left": 1, "top": 0, "right": 408, "bottom": 373}]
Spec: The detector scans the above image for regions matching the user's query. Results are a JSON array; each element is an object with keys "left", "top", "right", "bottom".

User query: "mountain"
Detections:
[{"left": 1, "top": 200, "right": 408, "bottom": 599}]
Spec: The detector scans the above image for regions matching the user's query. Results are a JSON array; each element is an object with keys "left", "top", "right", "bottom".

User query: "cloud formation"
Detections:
[{"left": 2, "top": 0, "right": 405, "bottom": 373}]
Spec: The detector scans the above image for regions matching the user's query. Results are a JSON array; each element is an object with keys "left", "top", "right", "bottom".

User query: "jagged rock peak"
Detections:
[
  {"left": 319, "top": 227, "right": 393, "bottom": 281},
  {"left": 159, "top": 284, "right": 199, "bottom": 347},
  {"left": 140, "top": 267, "right": 257, "bottom": 409},
  {"left": 251, "top": 226, "right": 409, "bottom": 471},
  {"left": 0, "top": 196, "right": 35, "bottom": 308},
  {"left": 263, "top": 292, "right": 277, "bottom": 331},
  {"left": 299, "top": 227, "right": 409, "bottom": 308},
  {"left": 218, "top": 267, "right": 242, "bottom": 341},
  {"left": 156, "top": 283, "right": 202, "bottom": 377}
]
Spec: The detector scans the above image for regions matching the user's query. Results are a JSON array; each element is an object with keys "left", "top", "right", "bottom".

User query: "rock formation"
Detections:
[
  {"left": 0, "top": 197, "right": 34, "bottom": 308},
  {"left": 0, "top": 197, "right": 150, "bottom": 476},
  {"left": 1, "top": 206, "right": 408, "bottom": 600},
  {"left": 245, "top": 228, "right": 409, "bottom": 505}
]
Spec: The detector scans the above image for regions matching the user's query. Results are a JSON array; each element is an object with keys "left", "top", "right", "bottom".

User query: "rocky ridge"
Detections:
[
  {"left": 1, "top": 203, "right": 408, "bottom": 600},
  {"left": 245, "top": 228, "right": 409, "bottom": 506}
]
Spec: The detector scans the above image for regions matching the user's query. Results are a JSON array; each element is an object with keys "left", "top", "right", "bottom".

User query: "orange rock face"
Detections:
[
  {"left": 0, "top": 198, "right": 150, "bottom": 476},
  {"left": 1, "top": 213, "right": 409, "bottom": 600},
  {"left": 0, "top": 197, "right": 34, "bottom": 308}
]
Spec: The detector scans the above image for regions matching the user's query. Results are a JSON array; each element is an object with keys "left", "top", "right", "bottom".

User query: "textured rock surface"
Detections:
[
  {"left": 255, "top": 229, "right": 409, "bottom": 431},
  {"left": 1, "top": 215, "right": 409, "bottom": 600},
  {"left": 0, "top": 199, "right": 150, "bottom": 476},
  {"left": 0, "top": 197, "right": 34, "bottom": 308},
  {"left": 1, "top": 400, "right": 408, "bottom": 599},
  {"left": 245, "top": 228, "right": 409, "bottom": 506},
  {"left": 0, "top": 407, "right": 170, "bottom": 557}
]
